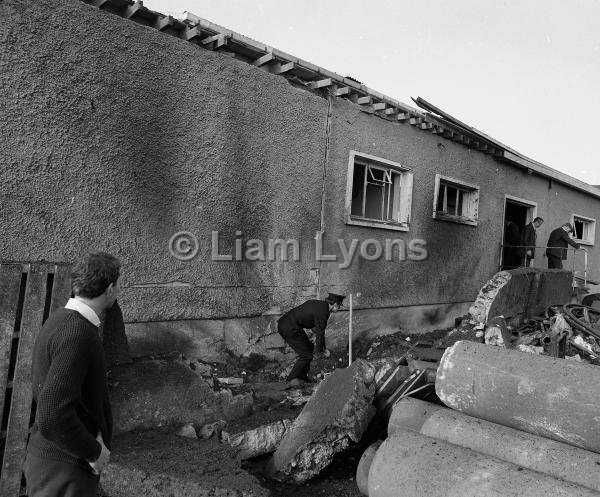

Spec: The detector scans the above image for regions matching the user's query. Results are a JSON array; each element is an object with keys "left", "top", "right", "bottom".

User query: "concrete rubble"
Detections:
[
  {"left": 265, "top": 359, "right": 376, "bottom": 483},
  {"left": 221, "top": 419, "right": 293, "bottom": 459}
]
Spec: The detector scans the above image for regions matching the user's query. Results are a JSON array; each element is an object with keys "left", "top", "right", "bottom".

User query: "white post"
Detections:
[{"left": 348, "top": 294, "right": 353, "bottom": 366}]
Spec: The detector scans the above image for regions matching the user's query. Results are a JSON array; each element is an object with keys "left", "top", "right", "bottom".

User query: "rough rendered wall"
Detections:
[
  {"left": 1, "top": 0, "right": 327, "bottom": 322},
  {"left": 2, "top": 0, "right": 599, "bottom": 358}
]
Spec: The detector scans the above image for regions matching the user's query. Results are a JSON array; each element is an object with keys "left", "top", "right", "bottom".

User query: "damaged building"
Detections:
[
  {"left": 2, "top": 0, "right": 600, "bottom": 496},
  {"left": 3, "top": 0, "right": 600, "bottom": 365}
]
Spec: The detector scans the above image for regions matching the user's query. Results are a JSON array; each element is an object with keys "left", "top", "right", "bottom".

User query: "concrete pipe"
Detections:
[
  {"left": 421, "top": 409, "right": 600, "bottom": 493},
  {"left": 387, "top": 397, "right": 445, "bottom": 435},
  {"left": 436, "top": 340, "right": 600, "bottom": 453},
  {"left": 368, "top": 428, "right": 598, "bottom": 497},
  {"left": 356, "top": 440, "right": 382, "bottom": 496}
]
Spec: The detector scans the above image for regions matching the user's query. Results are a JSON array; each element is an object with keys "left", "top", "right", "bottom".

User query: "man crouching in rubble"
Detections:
[
  {"left": 24, "top": 252, "right": 120, "bottom": 497},
  {"left": 278, "top": 292, "right": 345, "bottom": 387}
]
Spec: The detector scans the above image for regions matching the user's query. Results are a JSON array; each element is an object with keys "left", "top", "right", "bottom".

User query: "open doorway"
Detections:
[{"left": 501, "top": 196, "right": 537, "bottom": 270}]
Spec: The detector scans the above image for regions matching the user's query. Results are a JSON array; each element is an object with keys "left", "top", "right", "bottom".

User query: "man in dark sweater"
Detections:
[
  {"left": 546, "top": 223, "right": 581, "bottom": 269},
  {"left": 24, "top": 252, "right": 121, "bottom": 497},
  {"left": 278, "top": 293, "right": 345, "bottom": 387},
  {"left": 519, "top": 216, "right": 544, "bottom": 267}
]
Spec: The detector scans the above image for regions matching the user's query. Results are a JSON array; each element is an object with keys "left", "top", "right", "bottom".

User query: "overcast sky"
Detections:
[{"left": 143, "top": 0, "right": 600, "bottom": 185}]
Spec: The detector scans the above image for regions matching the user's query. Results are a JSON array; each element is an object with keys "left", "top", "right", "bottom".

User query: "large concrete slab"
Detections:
[
  {"left": 265, "top": 359, "right": 376, "bottom": 483},
  {"left": 468, "top": 268, "right": 572, "bottom": 327},
  {"left": 436, "top": 340, "right": 600, "bottom": 452}
]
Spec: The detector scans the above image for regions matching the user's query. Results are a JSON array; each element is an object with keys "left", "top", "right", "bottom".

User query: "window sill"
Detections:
[
  {"left": 433, "top": 212, "right": 478, "bottom": 226},
  {"left": 346, "top": 216, "right": 410, "bottom": 231}
]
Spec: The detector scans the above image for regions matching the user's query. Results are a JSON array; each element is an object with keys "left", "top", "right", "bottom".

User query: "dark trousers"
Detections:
[
  {"left": 278, "top": 327, "right": 314, "bottom": 381},
  {"left": 23, "top": 451, "right": 99, "bottom": 497},
  {"left": 547, "top": 254, "right": 563, "bottom": 269}
]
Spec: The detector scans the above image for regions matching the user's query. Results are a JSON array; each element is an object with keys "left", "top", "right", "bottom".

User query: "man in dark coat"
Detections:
[
  {"left": 546, "top": 223, "right": 581, "bottom": 269},
  {"left": 519, "top": 216, "right": 544, "bottom": 267},
  {"left": 504, "top": 218, "right": 522, "bottom": 268},
  {"left": 278, "top": 293, "right": 345, "bottom": 387}
]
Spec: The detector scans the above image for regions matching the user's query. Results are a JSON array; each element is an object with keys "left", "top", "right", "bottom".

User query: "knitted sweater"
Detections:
[{"left": 28, "top": 308, "right": 113, "bottom": 466}]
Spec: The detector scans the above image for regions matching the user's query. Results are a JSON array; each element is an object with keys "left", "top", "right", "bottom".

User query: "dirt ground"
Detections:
[{"left": 103, "top": 328, "right": 446, "bottom": 496}]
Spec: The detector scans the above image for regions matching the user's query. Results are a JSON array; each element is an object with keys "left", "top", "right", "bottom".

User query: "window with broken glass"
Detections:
[
  {"left": 571, "top": 214, "right": 596, "bottom": 245},
  {"left": 346, "top": 152, "right": 412, "bottom": 231},
  {"left": 433, "top": 174, "right": 479, "bottom": 226}
]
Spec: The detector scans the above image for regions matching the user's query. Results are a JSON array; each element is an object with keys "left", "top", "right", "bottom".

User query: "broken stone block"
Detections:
[
  {"left": 177, "top": 423, "right": 198, "bottom": 439},
  {"left": 265, "top": 359, "right": 376, "bottom": 484},
  {"left": 198, "top": 420, "right": 227, "bottom": 440},
  {"left": 222, "top": 419, "right": 293, "bottom": 459}
]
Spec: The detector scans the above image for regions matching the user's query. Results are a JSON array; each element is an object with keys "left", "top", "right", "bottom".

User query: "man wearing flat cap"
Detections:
[
  {"left": 278, "top": 293, "right": 345, "bottom": 387},
  {"left": 546, "top": 223, "right": 581, "bottom": 269}
]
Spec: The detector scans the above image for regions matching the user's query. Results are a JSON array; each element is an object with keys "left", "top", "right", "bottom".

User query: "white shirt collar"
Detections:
[{"left": 65, "top": 298, "right": 101, "bottom": 327}]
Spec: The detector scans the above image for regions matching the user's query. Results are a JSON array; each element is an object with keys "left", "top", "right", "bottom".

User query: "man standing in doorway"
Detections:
[
  {"left": 278, "top": 293, "right": 345, "bottom": 387},
  {"left": 546, "top": 223, "right": 581, "bottom": 269},
  {"left": 520, "top": 216, "right": 544, "bottom": 267},
  {"left": 24, "top": 252, "right": 120, "bottom": 497}
]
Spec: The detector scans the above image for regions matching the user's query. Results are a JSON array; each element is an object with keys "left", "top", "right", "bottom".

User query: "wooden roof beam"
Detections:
[
  {"left": 202, "top": 34, "right": 228, "bottom": 50},
  {"left": 310, "top": 79, "right": 333, "bottom": 89},
  {"left": 154, "top": 15, "right": 174, "bottom": 31},
  {"left": 123, "top": 0, "right": 144, "bottom": 19},
  {"left": 271, "top": 61, "right": 295, "bottom": 75},
  {"left": 253, "top": 52, "right": 274, "bottom": 67},
  {"left": 385, "top": 107, "right": 398, "bottom": 116},
  {"left": 182, "top": 26, "right": 203, "bottom": 42},
  {"left": 409, "top": 117, "right": 423, "bottom": 125},
  {"left": 335, "top": 86, "right": 351, "bottom": 96},
  {"left": 372, "top": 102, "right": 387, "bottom": 111},
  {"left": 397, "top": 113, "right": 410, "bottom": 122},
  {"left": 357, "top": 96, "right": 372, "bottom": 105}
]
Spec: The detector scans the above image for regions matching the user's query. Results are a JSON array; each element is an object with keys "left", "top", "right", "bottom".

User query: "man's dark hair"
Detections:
[
  {"left": 533, "top": 217, "right": 544, "bottom": 223},
  {"left": 71, "top": 252, "right": 120, "bottom": 298}
]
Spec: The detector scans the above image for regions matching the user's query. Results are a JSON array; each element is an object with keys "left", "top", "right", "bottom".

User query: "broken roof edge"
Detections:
[
  {"left": 79, "top": 0, "right": 600, "bottom": 201},
  {"left": 414, "top": 97, "right": 600, "bottom": 200}
]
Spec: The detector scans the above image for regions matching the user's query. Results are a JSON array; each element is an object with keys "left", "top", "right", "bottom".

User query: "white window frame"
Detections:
[
  {"left": 432, "top": 174, "right": 480, "bottom": 226},
  {"left": 570, "top": 213, "right": 596, "bottom": 246},
  {"left": 345, "top": 151, "right": 413, "bottom": 231}
]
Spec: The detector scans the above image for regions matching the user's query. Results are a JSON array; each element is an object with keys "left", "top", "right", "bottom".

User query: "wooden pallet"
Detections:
[{"left": 0, "top": 262, "right": 71, "bottom": 497}]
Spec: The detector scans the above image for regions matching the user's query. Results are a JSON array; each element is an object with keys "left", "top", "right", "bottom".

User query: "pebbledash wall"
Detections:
[{"left": 2, "top": 0, "right": 599, "bottom": 362}]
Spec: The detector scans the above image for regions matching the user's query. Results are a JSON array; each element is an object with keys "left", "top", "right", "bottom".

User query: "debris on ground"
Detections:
[
  {"left": 265, "top": 359, "right": 376, "bottom": 484},
  {"left": 222, "top": 419, "right": 293, "bottom": 459}
]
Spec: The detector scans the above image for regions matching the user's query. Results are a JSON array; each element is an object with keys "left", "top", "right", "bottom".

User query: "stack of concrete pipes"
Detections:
[{"left": 357, "top": 340, "right": 600, "bottom": 497}]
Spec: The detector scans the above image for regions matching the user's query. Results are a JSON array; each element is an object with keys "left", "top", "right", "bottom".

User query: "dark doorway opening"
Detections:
[{"left": 502, "top": 200, "right": 531, "bottom": 270}]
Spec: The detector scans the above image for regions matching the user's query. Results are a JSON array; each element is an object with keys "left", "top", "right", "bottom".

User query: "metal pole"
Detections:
[{"left": 348, "top": 294, "right": 353, "bottom": 366}]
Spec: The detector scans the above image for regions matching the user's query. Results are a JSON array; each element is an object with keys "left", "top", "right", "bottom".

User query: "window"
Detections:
[
  {"left": 433, "top": 174, "right": 479, "bottom": 226},
  {"left": 345, "top": 151, "right": 413, "bottom": 231},
  {"left": 571, "top": 214, "right": 596, "bottom": 245}
]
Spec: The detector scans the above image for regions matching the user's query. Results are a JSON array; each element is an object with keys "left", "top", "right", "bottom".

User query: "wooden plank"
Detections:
[
  {"left": 397, "top": 113, "right": 410, "bottom": 121},
  {"left": 202, "top": 34, "right": 227, "bottom": 49},
  {"left": 373, "top": 102, "right": 386, "bottom": 111},
  {"left": 272, "top": 62, "right": 294, "bottom": 75},
  {"left": 0, "top": 264, "right": 23, "bottom": 435},
  {"left": 0, "top": 265, "right": 47, "bottom": 497},
  {"left": 182, "top": 26, "right": 203, "bottom": 42},
  {"left": 123, "top": 0, "right": 144, "bottom": 19},
  {"left": 252, "top": 52, "right": 274, "bottom": 67},
  {"left": 334, "top": 86, "right": 350, "bottom": 96},
  {"left": 154, "top": 15, "right": 174, "bottom": 31},
  {"left": 49, "top": 264, "right": 71, "bottom": 314},
  {"left": 385, "top": 107, "right": 397, "bottom": 115},
  {"left": 357, "top": 96, "right": 372, "bottom": 105},
  {"left": 309, "top": 78, "right": 332, "bottom": 89}
]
